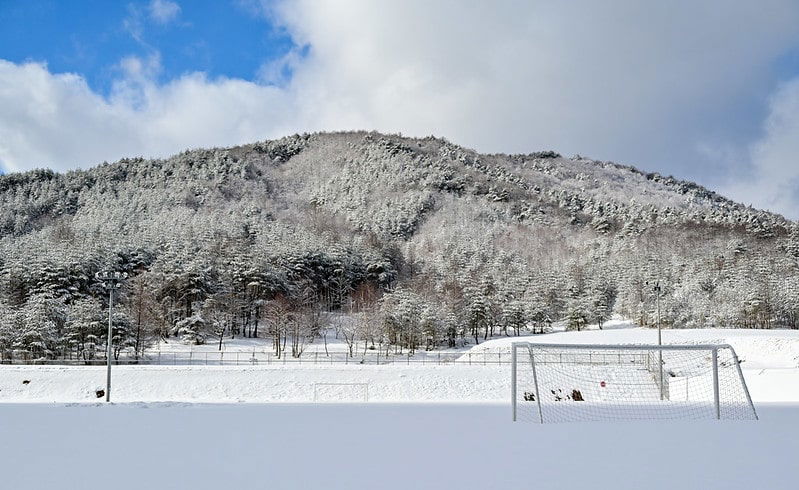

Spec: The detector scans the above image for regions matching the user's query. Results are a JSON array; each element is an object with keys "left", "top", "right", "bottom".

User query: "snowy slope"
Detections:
[{"left": 465, "top": 321, "right": 799, "bottom": 369}]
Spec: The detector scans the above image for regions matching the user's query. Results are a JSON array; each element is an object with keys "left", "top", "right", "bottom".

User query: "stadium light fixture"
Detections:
[{"left": 95, "top": 271, "right": 128, "bottom": 402}]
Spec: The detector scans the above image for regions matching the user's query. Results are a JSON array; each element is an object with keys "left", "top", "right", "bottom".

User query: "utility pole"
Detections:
[{"left": 96, "top": 271, "right": 128, "bottom": 402}]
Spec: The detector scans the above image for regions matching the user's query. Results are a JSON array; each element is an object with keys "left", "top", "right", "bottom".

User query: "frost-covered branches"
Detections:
[{"left": 0, "top": 131, "right": 798, "bottom": 361}]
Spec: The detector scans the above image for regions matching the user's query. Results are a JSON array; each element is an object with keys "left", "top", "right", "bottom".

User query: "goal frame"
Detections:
[{"left": 511, "top": 342, "right": 758, "bottom": 422}]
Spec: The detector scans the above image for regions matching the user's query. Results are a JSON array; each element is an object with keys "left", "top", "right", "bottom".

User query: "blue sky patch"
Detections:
[{"left": 0, "top": 0, "right": 296, "bottom": 93}]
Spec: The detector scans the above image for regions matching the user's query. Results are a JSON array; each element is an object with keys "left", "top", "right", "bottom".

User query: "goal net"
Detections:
[
  {"left": 312, "top": 383, "right": 370, "bottom": 402},
  {"left": 511, "top": 343, "right": 757, "bottom": 423}
]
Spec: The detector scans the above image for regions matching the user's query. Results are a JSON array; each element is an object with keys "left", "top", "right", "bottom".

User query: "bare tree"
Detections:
[
  {"left": 264, "top": 294, "right": 292, "bottom": 358},
  {"left": 128, "top": 272, "right": 163, "bottom": 359}
]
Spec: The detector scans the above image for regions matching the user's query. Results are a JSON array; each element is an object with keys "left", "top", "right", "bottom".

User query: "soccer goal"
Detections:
[
  {"left": 312, "top": 383, "right": 370, "bottom": 402},
  {"left": 511, "top": 343, "right": 758, "bottom": 423}
]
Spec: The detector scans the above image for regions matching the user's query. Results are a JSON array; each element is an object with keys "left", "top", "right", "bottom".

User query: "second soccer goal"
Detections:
[{"left": 511, "top": 343, "right": 758, "bottom": 423}]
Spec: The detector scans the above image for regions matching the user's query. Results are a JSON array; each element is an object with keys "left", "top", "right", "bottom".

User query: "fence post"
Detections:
[{"left": 711, "top": 347, "right": 720, "bottom": 420}]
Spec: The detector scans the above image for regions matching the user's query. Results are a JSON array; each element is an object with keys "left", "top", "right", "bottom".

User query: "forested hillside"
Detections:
[{"left": 1, "top": 131, "right": 797, "bottom": 360}]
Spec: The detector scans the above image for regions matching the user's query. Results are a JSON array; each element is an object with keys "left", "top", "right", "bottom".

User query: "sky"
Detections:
[{"left": 1, "top": 1, "right": 799, "bottom": 219}]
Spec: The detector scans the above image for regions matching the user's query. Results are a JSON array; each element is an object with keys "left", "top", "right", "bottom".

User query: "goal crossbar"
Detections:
[
  {"left": 517, "top": 343, "right": 737, "bottom": 351},
  {"left": 511, "top": 342, "right": 758, "bottom": 423}
]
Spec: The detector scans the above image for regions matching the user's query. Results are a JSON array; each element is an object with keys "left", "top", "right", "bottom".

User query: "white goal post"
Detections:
[{"left": 511, "top": 343, "right": 758, "bottom": 423}]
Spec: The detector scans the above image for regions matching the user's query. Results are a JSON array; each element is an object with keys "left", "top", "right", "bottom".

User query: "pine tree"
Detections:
[
  {"left": 15, "top": 294, "right": 63, "bottom": 360},
  {"left": 64, "top": 297, "right": 103, "bottom": 361}
]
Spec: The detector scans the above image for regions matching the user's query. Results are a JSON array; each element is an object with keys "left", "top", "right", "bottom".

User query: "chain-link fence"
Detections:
[{"left": 0, "top": 349, "right": 515, "bottom": 366}]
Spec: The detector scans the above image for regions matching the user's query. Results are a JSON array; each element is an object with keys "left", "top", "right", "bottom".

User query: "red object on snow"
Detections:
[{"left": 600, "top": 381, "right": 606, "bottom": 388}]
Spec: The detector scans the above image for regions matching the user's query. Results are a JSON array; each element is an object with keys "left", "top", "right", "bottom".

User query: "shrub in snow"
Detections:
[{"left": 171, "top": 316, "right": 206, "bottom": 345}]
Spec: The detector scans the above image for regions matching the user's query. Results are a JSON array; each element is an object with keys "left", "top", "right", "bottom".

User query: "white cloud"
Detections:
[
  {"left": 2, "top": 0, "right": 799, "bottom": 218},
  {"left": 148, "top": 0, "right": 181, "bottom": 25},
  {"left": 122, "top": 4, "right": 145, "bottom": 43},
  {"left": 124, "top": 1, "right": 180, "bottom": 45},
  {"left": 722, "top": 79, "right": 799, "bottom": 218},
  {"left": 288, "top": 1, "right": 799, "bottom": 162},
  {"left": 0, "top": 60, "right": 290, "bottom": 172},
  {"left": 256, "top": 47, "right": 305, "bottom": 87}
]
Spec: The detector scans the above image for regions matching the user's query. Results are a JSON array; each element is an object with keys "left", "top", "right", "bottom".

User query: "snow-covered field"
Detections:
[
  {"left": 2, "top": 324, "right": 798, "bottom": 489},
  {"left": 3, "top": 322, "right": 797, "bottom": 403},
  {"left": 2, "top": 403, "right": 797, "bottom": 490},
  {"left": 1, "top": 359, "right": 797, "bottom": 404}
]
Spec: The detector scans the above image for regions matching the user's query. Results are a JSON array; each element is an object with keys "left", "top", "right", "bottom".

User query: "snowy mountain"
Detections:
[{"left": 0, "top": 131, "right": 797, "bottom": 360}]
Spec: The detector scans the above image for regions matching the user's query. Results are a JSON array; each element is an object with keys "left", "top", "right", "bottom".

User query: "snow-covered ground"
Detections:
[
  {"left": 2, "top": 403, "right": 797, "bottom": 490},
  {"left": 2, "top": 322, "right": 797, "bottom": 403},
  {"left": 0, "top": 364, "right": 511, "bottom": 403},
  {"left": 2, "top": 323, "right": 799, "bottom": 489},
  {"left": 1, "top": 359, "right": 796, "bottom": 404},
  {"left": 466, "top": 319, "right": 799, "bottom": 370}
]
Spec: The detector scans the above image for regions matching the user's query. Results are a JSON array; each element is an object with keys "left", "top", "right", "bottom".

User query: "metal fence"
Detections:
[{"left": 0, "top": 349, "right": 514, "bottom": 366}]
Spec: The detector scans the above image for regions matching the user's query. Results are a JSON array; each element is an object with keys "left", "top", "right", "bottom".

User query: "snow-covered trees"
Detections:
[
  {"left": 381, "top": 287, "right": 424, "bottom": 352},
  {"left": 64, "top": 297, "right": 103, "bottom": 361},
  {"left": 171, "top": 315, "right": 206, "bottom": 345},
  {"left": 15, "top": 294, "right": 63, "bottom": 359},
  {"left": 1, "top": 130, "right": 799, "bottom": 362},
  {"left": 0, "top": 303, "right": 21, "bottom": 361}
]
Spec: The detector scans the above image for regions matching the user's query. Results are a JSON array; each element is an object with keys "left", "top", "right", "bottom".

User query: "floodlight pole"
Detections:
[
  {"left": 96, "top": 271, "right": 127, "bottom": 402},
  {"left": 654, "top": 282, "right": 663, "bottom": 400},
  {"left": 106, "top": 286, "right": 114, "bottom": 402}
]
